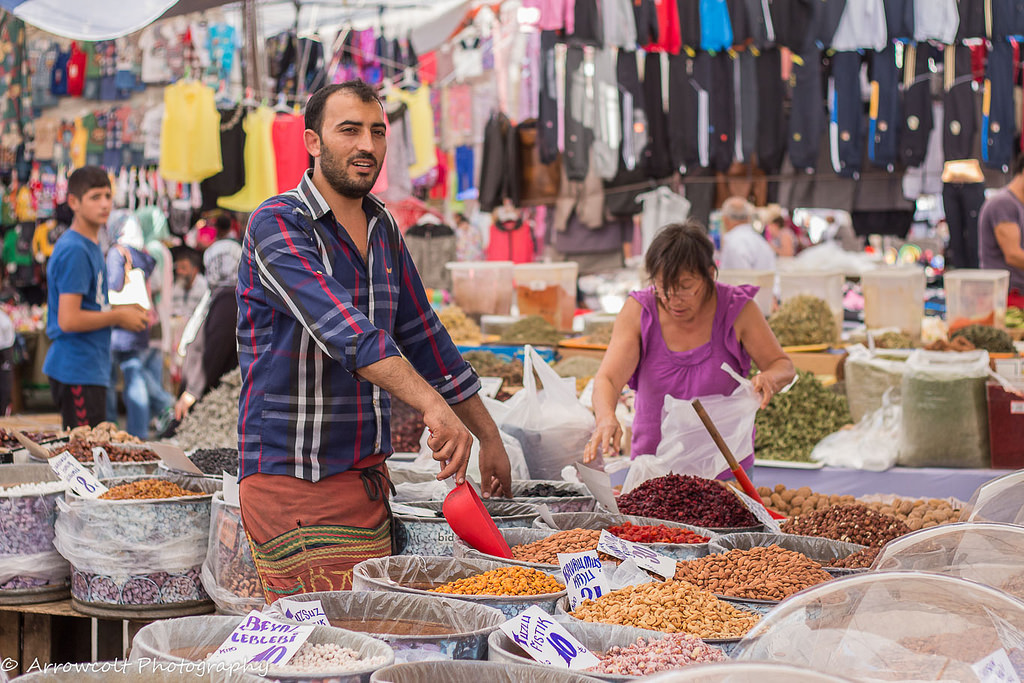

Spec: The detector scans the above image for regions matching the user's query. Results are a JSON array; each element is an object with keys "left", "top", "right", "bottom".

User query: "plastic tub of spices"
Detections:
[
  {"left": 488, "top": 618, "right": 724, "bottom": 680},
  {"left": 129, "top": 614, "right": 395, "bottom": 682},
  {"left": 509, "top": 479, "right": 596, "bottom": 513},
  {"left": 396, "top": 500, "right": 539, "bottom": 556},
  {"left": 199, "top": 491, "right": 264, "bottom": 615},
  {"left": 533, "top": 511, "right": 718, "bottom": 561},
  {"left": 266, "top": 590, "right": 505, "bottom": 661},
  {"left": 54, "top": 475, "right": 220, "bottom": 619},
  {"left": 352, "top": 556, "right": 566, "bottom": 619},
  {"left": 446, "top": 261, "right": 515, "bottom": 317},
  {"left": 370, "top": 660, "right": 598, "bottom": 683},
  {"left": 513, "top": 262, "right": 579, "bottom": 332},
  {"left": 0, "top": 464, "right": 70, "bottom": 604}
]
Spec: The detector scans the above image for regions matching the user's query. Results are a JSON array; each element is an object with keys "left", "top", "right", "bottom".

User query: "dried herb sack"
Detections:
[{"left": 898, "top": 350, "right": 991, "bottom": 468}]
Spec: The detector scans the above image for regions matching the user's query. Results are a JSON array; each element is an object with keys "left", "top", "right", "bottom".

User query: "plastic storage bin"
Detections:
[
  {"left": 987, "top": 381, "right": 1024, "bottom": 469},
  {"left": 944, "top": 269, "right": 1010, "bottom": 328},
  {"left": 717, "top": 270, "right": 775, "bottom": 316},
  {"left": 861, "top": 266, "right": 926, "bottom": 337},
  {"left": 777, "top": 269, "right": 845, "bottom": 335},
  {"left": 513, "top": 262, "right": 578, "bottom": 331},
  {"left": 446, "top": 262, "right": 515, "bottom": 317}
]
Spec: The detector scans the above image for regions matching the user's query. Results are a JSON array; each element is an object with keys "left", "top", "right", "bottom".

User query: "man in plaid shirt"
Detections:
[{"left": 236, "top": 80, "right": 512, "bottom": 601}]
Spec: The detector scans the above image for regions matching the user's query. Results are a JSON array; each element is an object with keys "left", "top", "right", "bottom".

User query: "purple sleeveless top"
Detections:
[{"left": 628, "top": 282, "right": 758, "bottom": 469}]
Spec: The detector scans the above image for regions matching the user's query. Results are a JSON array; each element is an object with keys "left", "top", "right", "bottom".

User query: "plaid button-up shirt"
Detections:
[{"left": 236, "top": 171, "right": 480, "bottom": 481}]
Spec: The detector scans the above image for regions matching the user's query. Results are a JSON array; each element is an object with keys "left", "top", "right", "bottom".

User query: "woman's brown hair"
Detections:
[{"left": 644, "top": 221, "right": 717, "bottom": 298}]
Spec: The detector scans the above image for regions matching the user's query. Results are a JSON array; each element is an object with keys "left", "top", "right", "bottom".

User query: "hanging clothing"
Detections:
[
  {"left": 811, "top": 0, "right": 847, "bottom": 50},
  {"left": 159, "top": 81, "right": 222, "bottom": 183},
  {"left": 883, "top": 0, "right": 914, "bottom": 41},
  {"left": 787, "top": 48, "right": 825, "bottom": 170},
  {"left": 668, "top": 53, "right": 699, "bottom": 173},
  {"left": 634, "top": 0, "right": 661, "bottom": 45},
  {"left": 900, "top": 43, "right": 935, "bottom": 168},
  {"left": 200, "top": 106, "right": 246, "bottom": 212},
  {"left": 957, "top": 0, "right": 985, "bottom": 40},
  {"left": 538, "top": 31, "right": 560, "bottom": 164},
  {"left": 756, "top": 47, "right": 787, "bottom": 176},
  {"left": 981, "top": 39, "right": 1015, "bottom": 172},
  {"left": 700, "top": 0, "right": 734, "bottom": 52},
  {"left": 642, "top": 52, "right": 672, "bottom": 178},
  {"left": 733, "top": 50, "right": 758, "bottom": 164},
  {"left": 486, "top": 218, "right": 535, "bottom": 263},
  {"left": 553, "top": 148, "right": 606, "bottom": 231},
  {"left": 617, "top": 50, "right": 647, "bottom": 172},
  {"left": 829, "top": 51, "right": 864, "bottom": 178},
  {"left": 943, "top": 44, "right": 977, "bottom": 162},
  {"left": 914, "top": 0, "right": 958, "bottom": 42},
  {"left": 389, "top": 86, "right": 438, "bottom": 180},
  {"left": 405, "top": 221, "right": 456, "bottom": 290},
  {"left": 770, "top": 0, "right": 815, "bottom": 52},
  {"left": 636, "top": 185, "right": 691, "bottom": 253},
  {"left": 517, "top": 119, "right": 562, "bottom": 205},
  {"left": 564, "top": 46, "right": 593, "bottom": 181},
  {"left": 646, "top": 0, "right": 682, "bottom": 53},
  {"left": 478, "top": 112, "right": 520, "bottom": 211},
  {"left": 568, "top": 0, "right": 604, "bottom": 45},
  {"left": 272, "top": 113, "right": 308, "bottom": 193},
  {"left": 217, "top": 107, "right": 277, "bottom": 213},
  {"left": 603, "top": 0, "right": 639, "bottom": 48},
  {"left": 868, "top": 46, "right": 901, "bottom": 168},
  {"left": 830, "top": 0, "right": 887, "bottom": 51},
  {"left": 707, "top": 52, "right": 735, "bottom": 172}
]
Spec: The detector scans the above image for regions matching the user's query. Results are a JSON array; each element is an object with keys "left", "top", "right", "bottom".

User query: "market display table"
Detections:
[
  {"left": 749, "top": 464, "right": 1001, "bottom": 502},
  {"left": 0, "top": 599, "right": 154, "bottom": 674}
]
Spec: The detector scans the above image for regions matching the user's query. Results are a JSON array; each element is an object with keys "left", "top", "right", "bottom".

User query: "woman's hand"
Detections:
[
  {"left": 751, "top": 372, "right": 777, "bottom": 409},
  {"left": 584, "top": 415, "right": 623, "bottom": 463}
]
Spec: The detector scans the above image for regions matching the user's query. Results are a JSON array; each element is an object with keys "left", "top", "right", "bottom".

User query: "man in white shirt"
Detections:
[{"left": 718, "top": 197, "right": 777, "bottom": 271}]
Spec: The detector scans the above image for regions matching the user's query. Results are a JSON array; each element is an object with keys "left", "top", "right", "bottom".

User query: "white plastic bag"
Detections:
[
  {"left": 844, "top": 344, "right": 909, "bottom": 422},
  {"left": 812, "top": 389, "right": 901, "bottom": 471},
  {"left": 621, "top": 364, "right": 759, "bottom": 493},
  {"left": 500, "top": 345, "right": 598, "bottom": 480},
  {"left": 408, "top": 396, "right": 530, "bottom": 482}
]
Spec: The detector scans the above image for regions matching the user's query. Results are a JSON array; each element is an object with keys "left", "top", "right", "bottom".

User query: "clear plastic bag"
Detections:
[
  {"left": 898, "top": 350, "right": 991, "bottom": 468},
  {"left": 623, "top": 365, "right": 759, "bottom": 491},
  {"left": 872, "top": 522, "right": 1024, "bottom": 600},
  {"left": 843, "top": 345, "right": 909, "bottom": 422},
  {"left": 0, "top": 470, "right": 69, "bottom": 589},
  {"left": 0, "top": 550, "right": 69, "bottom": 585},
  {"left": 960, "top": 470, "right": 1024, "bottom": 525},
  {"left": 500, "top": 345, "right": 598, "bottom": 480},
  {"left": 811, "top": 389, "right": 901, "bottom": 471},
  {"left": 264, "top": 589, "right": 505, "bottom": 662},
  {"left": 199, "top": 492, "right": 264, "bottom": 615},
  {"left": 407, "top": 396, "right": 531, "bottom": 482},
  {"left": 369, "top": 660, "right": 598, "bottom": 683},
  {"left": 54, "top": 475, "right": 219, "bottom": 575},
  {"left": 352, "top": 556, "right": 566, "bottom": 619},
  {"left": 734, "top": 571, "right": 1024, "bottom": 681},
  {"left": 129, "top": 614, "right": 395, "bottom": 680}
]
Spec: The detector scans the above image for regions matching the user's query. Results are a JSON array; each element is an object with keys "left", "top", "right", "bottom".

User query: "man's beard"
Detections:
[{"left": 320, "top": 144, "right": 381, "bottom": 199}]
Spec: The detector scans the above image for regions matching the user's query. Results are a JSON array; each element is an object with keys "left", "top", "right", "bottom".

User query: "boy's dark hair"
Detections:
[
  {"left": 67, "top": 166, "right": 110, "bottom": 200},
  {"left": 172, "top": 246, "right": 202, "bottom": 271},
  {"left": 644, "top": 221, "right": 717, "bottom": 299},
  {"left": 304, "top": 80, "right": 381, "bottom": 137},
  {"left": 214, "top": 213, "right": 233, "bottom": 238}
]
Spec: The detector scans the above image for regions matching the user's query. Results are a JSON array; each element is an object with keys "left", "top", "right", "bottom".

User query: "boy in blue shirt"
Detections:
[{"left": 43, "top": 167, "right": 148, "bottom": 429}]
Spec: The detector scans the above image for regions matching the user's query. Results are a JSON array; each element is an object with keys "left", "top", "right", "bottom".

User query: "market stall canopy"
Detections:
[{"left": 0, "top": 0, "right": 179, "bottom": 40}]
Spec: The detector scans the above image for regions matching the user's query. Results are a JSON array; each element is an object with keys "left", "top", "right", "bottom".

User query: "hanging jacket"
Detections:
[
  {"left": 518, "top": 119, "right": 562, "bottom": 204},
  {"left": 405, "top": 221, "right": 457, "bottom": 290},
  {"left": 478, "top": 112, "right": 521, "bottom": 211},
  {"left": 486, "top": 219, "right": 535, "bottom": 263}
]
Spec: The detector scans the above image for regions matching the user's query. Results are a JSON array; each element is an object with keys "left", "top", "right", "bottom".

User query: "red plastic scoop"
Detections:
[{"left": 442, "top": 481, "right": 513, "bottom": 558}]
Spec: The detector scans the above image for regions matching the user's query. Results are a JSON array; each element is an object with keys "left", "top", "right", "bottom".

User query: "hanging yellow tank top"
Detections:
[
  {"left": 159, "top": 81, "right": 223, "bottom": 182},
  {"left": 389, "top": 86, "right": 437, "bottom": 180},
  {"left": 70, "top": 118, "right": 88, "bottom": 169}
]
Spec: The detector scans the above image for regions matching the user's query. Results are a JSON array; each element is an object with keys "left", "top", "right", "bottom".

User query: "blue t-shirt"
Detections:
[{"left": 43, "top": 230, "right": 111, "bottom": 386}]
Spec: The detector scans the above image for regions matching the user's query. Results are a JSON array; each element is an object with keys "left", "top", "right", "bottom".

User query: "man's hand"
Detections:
[
  {"left": 477, "top": 433, "right": 513, "bottom": 499},
  {"left": 422, "top": 402, "right": 474, "bottom": 485},
  {"left": 114, "top": 304, "right": 149, "bottom": 332}
]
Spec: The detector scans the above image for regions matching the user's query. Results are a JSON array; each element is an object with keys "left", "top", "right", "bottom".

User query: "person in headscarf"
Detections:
[
  {"left": 173, "top": 237, "right": 243, "bottom": 420},
  {"left": 105, "top": 210, "right": 175, "bottom": 438}
]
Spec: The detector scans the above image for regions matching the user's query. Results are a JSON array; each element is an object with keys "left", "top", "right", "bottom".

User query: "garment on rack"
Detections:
[
  {"left": 901, "top": 43, "right": 935, "bottom": 168},
  {"left": 830, "top": 0, "right": 887, "bottom": 51},
  {"left": 272, "top": 113, "right": 307, "bottom": 193},
  {"left": 405, "top": 221, "right": 456, "bottom": 290},
  {"left": 642, "top": 52, "right": 672, "bottom": 178},
  {"left": 707, "top": 51, "right": 735, "bottom": 172},
  {"left": 569, "top": 0, "right": 604, "bottom": 45},
  {"left": 756, "top": 47, "right": 787, "bottom": 176},
  {"left": 564, "top": 46, "right": 594, "bottom": 181},
  {"left": 538, "top": 31, "right": 560, "bottom": 164},
  {"left": 700, "top": 0, "right": 734, "bottom": 52},
  {"left": 943, "top": 44, "right": 977, "bottom": 162},
  {"left": 787, "top": 47, "right": 825, "bottom": 170},
  {"left": 668, "top": 53, "right": 698, "bottom": 173},
  {"left": 957, "top": 0, "right": 985, "bottom": 40},
  {"left": 478, "top": 112, "right": 521, "bottom": 211},
  {"left": 733, "top": 50, "right": 758, "bottom": 164},
  {"left": 518, "top": 119, "right": 562, "bottom": 204},
  {"left": 646, "top": 0, "right": 682, "bottom": 53},
  {"left": 770, "top": 0, "right": 815, "bottom": 52},
  {"left": 591, "top": 49, "right": 621, "bottom": 180},
  {"left": 487, "top": 217, "right": 535, "bottom": 263},
  {"left": 218, "top": 107, "right": 277, "bottom": 214},
  {"left": 902, "top": 103, "right": 945, "bottom": 198},
  {"left": 982, "top": 39, "right": 1015, "bottom": 172},
  {"left": 987, "top": 0, "right": 1024, "bottom": 41},
  {"left": 389, "top": 86, "right": 437, "bottom": 180},
  {"left": 830, "top": 51, "right": 864, "bottom": 178},
  {"left": 634, "top": 0, "right": 660, "bottom": 45},
  {"left": 553, "top": 148, "right": 606, "bottom": 232},
  {"left": 636, "top": 185, "right": 691, "bottom": 253},
  {"left": 869, "top": 46, "right": 900, "bottom": 169},
  {"left": 883, "top": 0, "right": 914, "bottom": 41},
  {"left": 616, "top": 50, "right": 647, "bottom": 172},
  {"left": 943, "top": 181, "right": 985, "bottom": 268},
  {"left": 200, "top": 106, "right": 246, "bottom": 212},
  {"left": 914, "top": 0, "right": 958, "bottom": 42},
  {"left": 603, "top": 0, "right": 638, "bottom": 47},
  {"left": 159, "top": 81, "right": 222, "bottom": 183}
]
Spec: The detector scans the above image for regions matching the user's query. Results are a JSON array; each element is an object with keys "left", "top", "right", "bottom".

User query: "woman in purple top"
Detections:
[{"left": 583, "top": 222, "right": 795, "bottom": 468}]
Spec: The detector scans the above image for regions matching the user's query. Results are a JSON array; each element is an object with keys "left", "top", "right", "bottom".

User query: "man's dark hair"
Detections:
[
  {"left": 67, "top": 166, "right": 110, "bottom": 200},
  {"left": 644, "top": 221, "right": 717, "bottom": 299},
  {"left": 1014, "top": 152, "right": 1024, "bottom": 177},
  {"left": 214, "top": 213, "right": 233, "bottom": 239},
  {"left": 172, "top": 246, "right": 202, "bottom": 271},
  {"left": 304, "top": 80, "right": 381, "bottom": 137}
]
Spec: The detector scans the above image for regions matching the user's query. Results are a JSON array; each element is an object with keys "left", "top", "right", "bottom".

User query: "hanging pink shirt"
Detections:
[
  {"left": 271, "top": 113, "right": 308, "bottom": 193},
  {"left": 628, "top": 283, "right": 757, "bottom": 470}
]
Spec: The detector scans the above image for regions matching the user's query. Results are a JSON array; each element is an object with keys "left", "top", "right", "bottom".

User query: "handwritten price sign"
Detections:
[
  {"left": 277, "top": 598, "right": 329, "bottom": 627},
  {"left": 207, "top": 610, "right": 315, "bottom": 666},
  {"left": 48, "top": 451, "right": 108, "bottom": 499},
  {"left": 499, "top": 605, "right": 600, "bottom": 671},
  {"left": 558, "top": 551, "right": 609, "bottom": 610},
  {"left": 597, "top": 530, "right": 676, "bottom": 579}
]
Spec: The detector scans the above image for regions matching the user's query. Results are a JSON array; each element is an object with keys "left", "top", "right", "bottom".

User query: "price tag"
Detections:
[
  {"left": 730, "top": 487, "right": 782, "bottom": 533},
  {"left": 222, "top": 472, "right": 240, "bottom": 507},
  {"left": 277, "top": 598, "right": 329, "bottom": 626},
  {"left": 479, "top": 377, "right": 504, "bottom": 399},
  {"left": 499, "top": 605, "right": 600, "bottom": 671},
  {"left": 536, "top": 502, "right": 559, "bottom": 529},
  {"left": 207, "top": 610, "right": 315, "bottom": 665},
  {"left": 574, "top": 463, "right": 619, "bottom": 514},
  {"left": 972, "top": 649, "right": 1021, "bottom": 683},
  {"left": 597, "top": 530, "right": 676, "bottom": 579},
  {"left": 558, "top": 551, "right": 609, "bottom": 610},
  {"left": 48, "top": 451, "right": 108, "bottom": 499},
  {"left": 149, "top": 442, "right": 205, "bottom": 475}
]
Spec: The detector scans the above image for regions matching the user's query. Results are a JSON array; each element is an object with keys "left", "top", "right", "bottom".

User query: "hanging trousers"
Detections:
[{"left": 942, "top": 181, "right": 986, "bottom": 269}]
